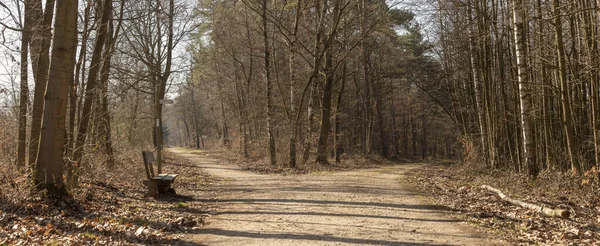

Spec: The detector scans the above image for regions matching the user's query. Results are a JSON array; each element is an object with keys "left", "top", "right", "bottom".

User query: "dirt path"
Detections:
[{"left": 171, "top": 149, "right": 501, "bottom": 246}]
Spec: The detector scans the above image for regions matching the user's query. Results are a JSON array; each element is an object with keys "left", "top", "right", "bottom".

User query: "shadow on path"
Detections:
[{"left": 196, "top": 228, "right": 455, "bottom": 246}]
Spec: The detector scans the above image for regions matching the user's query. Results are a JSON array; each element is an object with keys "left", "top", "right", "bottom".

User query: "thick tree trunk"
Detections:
[
  {"left": 28, "top": 0, "right": 55, "bottom": 170},
  {"left": 35, "top": 0, "right": 78, "bottom": 193},
  {"left": 316, "top": 47, "right": 335, "bottom": 164}
]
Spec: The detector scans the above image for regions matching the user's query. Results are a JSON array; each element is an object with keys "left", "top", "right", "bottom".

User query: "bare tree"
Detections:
[{"left": 35, "top": 0, "right": 78, "bottom": 193}]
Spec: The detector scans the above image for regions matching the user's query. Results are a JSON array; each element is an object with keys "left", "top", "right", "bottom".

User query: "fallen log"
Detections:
[{"left": 481, "top": 185, "right": 570, "bottom": 218}]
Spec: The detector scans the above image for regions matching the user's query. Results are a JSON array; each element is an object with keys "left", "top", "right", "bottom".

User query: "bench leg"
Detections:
[
  {"left": 143, "top": 181, "right": 158, "bottom": 197},
  {"left": 157, "top": 184, "right": 176, "bottom": 195}
]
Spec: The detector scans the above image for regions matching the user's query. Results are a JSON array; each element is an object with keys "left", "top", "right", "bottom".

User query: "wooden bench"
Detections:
[{"left": 142, "top": 151, "right": 178, "bottom": 196}]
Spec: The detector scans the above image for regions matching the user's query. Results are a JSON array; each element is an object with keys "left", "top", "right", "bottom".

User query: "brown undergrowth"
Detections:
[
  {"left": 0, "top": 149, "right": 219, "bottom": 245},
  {"left": 214, "top": 147, "right": 402, "bottom": 175},
  {"left": 404, "top": 163, "right": 600, "bottom": 245}
]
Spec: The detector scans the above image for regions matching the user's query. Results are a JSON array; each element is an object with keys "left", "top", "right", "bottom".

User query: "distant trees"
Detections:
[
  {"left": 8, "top": 0, "right": 596, "bottom": 196},
  {"left": 179, "top": 0, "right": 456, "bottom": 166},
  {"left": 437, "top": 0, "right": 600, "bottom": 176}
]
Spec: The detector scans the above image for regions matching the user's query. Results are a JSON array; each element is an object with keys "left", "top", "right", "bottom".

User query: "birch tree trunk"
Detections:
[
  {"left": 288, "top": 0, "right": 302, "bottom": 168},
  {"left": 513, "top": 0, "right": 539, "bottom": 177},
  {"left": 468, "top": 0, "right": 488, "bottom": 165},
  {"left": 262, "top": 0, "right": 276, "bottom": 166}
]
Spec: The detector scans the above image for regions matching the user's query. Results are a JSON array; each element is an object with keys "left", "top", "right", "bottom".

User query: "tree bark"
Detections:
[
  {"left": 28, "top": 0, "right": 55, "bottom": 170},
  {"left": 553, "top": 0, "right": 579, "bottom": 172},
  {"left": 315, "top": 45, "right": 335, "bottom": 164},
  {"left": 513, "top": 0, "right": 539, "bottom": 177},
  {"left": 288, "top": 0, "right": 302, "bottom": 168},
  {"left": 70, "top": 0, "right": 112, "bottom": 187},
  {"left": 262, "top": 0, "right": 276, "bottom": 166},
  {"left": 68, "top": 1, "right": 90, "bottom": 161},
  {"left": 468, "top": 0, "right": 488, "bottom": 165},
  {"left": 360, "top": 0, "right": 373, "bottom": 155},
  {"left": 155, "top": 0, "right": 175, "bottom": 174},
  {"left": 35, "top": 0, "right": 78, "bottom": 193},
  {"left": 482, "top": 185, "right": 570, "bottom": 218},
  {"left": 97, "top": 0, "right": 124, "bottom": 169},
  {"left": 17, "top": 0, "right": 33, "bottom": 169},
  {"left": 334, "top": 60, "right": 347, "bottom": 163}
]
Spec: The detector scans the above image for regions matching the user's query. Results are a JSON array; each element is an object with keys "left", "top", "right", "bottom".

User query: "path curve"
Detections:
[{"left": 171, "top": 149, "right": 500, "bottom": 246}]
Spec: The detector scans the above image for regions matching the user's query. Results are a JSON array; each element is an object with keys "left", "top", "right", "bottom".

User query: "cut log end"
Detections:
[{"left": 546, "top": 209, "right": 570, "bottom": 218}]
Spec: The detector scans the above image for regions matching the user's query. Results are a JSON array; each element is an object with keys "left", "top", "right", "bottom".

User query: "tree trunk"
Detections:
[
  {"left": 262, "top": 0, "right": 276, "bottom": 166},
  {"left": 553, "top": 0, "right": 579, "bottom": 173},
  {"left": 468, "top": 0, "right": 488, "bottom": 165},
  {"left": 70, "top": 0, "right": 112, "bottom": 187},
  {"left": 375, "top": 81, "right": 386, "bottom": 158},
  {"left": 334, "top": 60, "right": 347, "bottom": 163},
  {"left": 513, "top": 0, "right": 539, "bottom": 177},
  {"left": 482, "top": 185, "right": 570, "bottom": 218},
  {"left": 288, "top": 0, "right": 302, "bottom": 168},
  {"left": 28, "top": 0, "right": 55, "bottom": 170},
  {"left": 316, "top": 46, "right": 335, "bottom": 164},
  {"left": 17, "top": 0, "right": 33, "bottom": 169},
  {"left": 68, "top": 1, "right": 90, "bottom": 161},
  {"left": 155, "top": 0, "right": 175, "bottom": 175},
  {"left": 360, "top": 0, "right": 372, "bottom": 155},
  {"left": 219, "top": 98, "right": 230, "bottom": 147},
  {"left": 97, "top": 2, "right": 123, "bottom": 169},
  {"left": 421, "top": 116, "right": 427, "bottom": 160},
  {"left": 35, "top": 0, "right": 78, "bottom": 193}
]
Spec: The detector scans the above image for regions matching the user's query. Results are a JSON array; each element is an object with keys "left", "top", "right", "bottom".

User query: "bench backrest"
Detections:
[
  {"left": 143, "top": 151, "right": 155, "bottom": 164},
  {"left": 142, "top": 151, "right": 156, "bottom": 179}
]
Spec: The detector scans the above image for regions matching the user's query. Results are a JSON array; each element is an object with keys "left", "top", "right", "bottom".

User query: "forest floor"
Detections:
[
  {"left": 404, "top": 163, "right": 600, "bottom": 246},
  {"left": 2, "top": 148, "right": 597, "bottom": 245},
  {"left": 171, "top": 148, "right": 501, "bottom": 245},
  {"left": 0, "top": 151, "right": 218, "bottom": 245}
]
